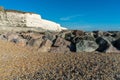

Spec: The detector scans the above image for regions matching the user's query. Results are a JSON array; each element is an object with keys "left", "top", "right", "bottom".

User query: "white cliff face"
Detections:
[{"left": 0, "top": 9, "right": 67, "bottom": 32}]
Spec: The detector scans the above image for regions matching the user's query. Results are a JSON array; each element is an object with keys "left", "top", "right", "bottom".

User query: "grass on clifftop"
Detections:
[{"left": 0, "top": 40, "right": 119, "bottom": 80}]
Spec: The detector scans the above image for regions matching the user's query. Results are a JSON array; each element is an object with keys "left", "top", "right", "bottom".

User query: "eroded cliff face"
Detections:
[{"left": 0, "top": 7, "right": 67, "bottom": 32}]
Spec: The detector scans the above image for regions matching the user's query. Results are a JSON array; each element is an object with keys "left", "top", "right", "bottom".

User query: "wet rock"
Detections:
[{"left": 76, "top": 40, "right": 98, "bottom": 52}]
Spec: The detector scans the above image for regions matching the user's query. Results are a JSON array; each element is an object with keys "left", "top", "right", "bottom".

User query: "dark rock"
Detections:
[
  {"left": 72, "top": 30, "right": 85, "bottom": 37},
  {"left": 114, "top": 73, "right": 120, "bottom": 80},
  {"left": 96, "top": 37, "right": 110, "bottom": 52},
  {"left": 64, "top": 32, "right": 74, "bottom": 41},
  {"left": 72, "top": 37, "right": 83, "bottom": 44},
  {"left": 93, "top": 31, "right": 104, "bottom": 38},
  {"left": 76, "top": 40, "right": 98, "bottom": 52},
  {"left": 112, "top": 38, "right": 120, "bottom": 50},
  {"left": 20, "top": 34, "right": 32, "bottom": 41}
]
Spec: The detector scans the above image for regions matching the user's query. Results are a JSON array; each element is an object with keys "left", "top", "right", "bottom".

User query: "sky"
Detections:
[{"left": 0, "top": 0, "right": 120, "bottom": 31}]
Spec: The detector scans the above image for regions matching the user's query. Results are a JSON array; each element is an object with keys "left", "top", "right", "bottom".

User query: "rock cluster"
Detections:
[{"left": 1, "top": 30, "right": 120, "bottom": 53}]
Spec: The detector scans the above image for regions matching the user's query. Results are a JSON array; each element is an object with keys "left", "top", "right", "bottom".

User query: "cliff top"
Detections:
[
  {"left": 5, "top": 9, "right": 34, "bottom": 14},
  {"left": 0, "top": 6, "right": 34, "bottom": 14}
]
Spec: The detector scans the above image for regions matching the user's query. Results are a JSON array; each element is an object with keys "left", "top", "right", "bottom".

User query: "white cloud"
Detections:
[{"left": 60, "top": 14, "right": 83, "bottom": 21}]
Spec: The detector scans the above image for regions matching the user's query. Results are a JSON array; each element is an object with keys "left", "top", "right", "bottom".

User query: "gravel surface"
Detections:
[{"left": 0, "top": 40, "right": 119, "bottom": 80}]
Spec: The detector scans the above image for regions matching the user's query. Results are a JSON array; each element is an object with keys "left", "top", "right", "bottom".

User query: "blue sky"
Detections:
[{"left": 0, "top": 0, "right": 120, "bottom": 31}]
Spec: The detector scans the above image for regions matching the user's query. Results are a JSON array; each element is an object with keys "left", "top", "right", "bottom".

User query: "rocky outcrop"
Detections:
[
  {"left": 0, "top": 7, "right": 67, "bottom": 32},
  {"left": 0, "top": 30, "right": 120, "bottom": 53}
]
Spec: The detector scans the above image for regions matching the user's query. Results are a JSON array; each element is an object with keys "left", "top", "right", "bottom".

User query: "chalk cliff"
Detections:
[{"left": 0, "top": 7, "right": 67, "bottom": 32}]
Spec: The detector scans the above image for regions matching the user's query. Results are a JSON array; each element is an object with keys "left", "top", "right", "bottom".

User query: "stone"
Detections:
[
  {"left": 72, "top": 30, "right": 85, "bottom": 37},
  {"left": 44, "top": 31, "right": 56, "bottom": 41},
  {"left": 38, "top": 39, "right": 52, "bottom": 52},
  {"left": 50, "top": 37, "right": 72, "bottom": 53},
  {"left": 72, "top": 37, "right": 83, "bottom": 44},
  {"left": 27, "top": 38, "right": 43, "bottom": 48},
  {"left": 16, "top": 38, "right": 27, "bottom": 47},
  {"left": 54, "top": 37, "right": 71, "bottom": 47},
  {"left": 105, "top": 45, "right": 120, "bottom": 53},
  {"left": 76, "top": 40, "right": 98, "bottom": 52},
  {"left": 112, "top": 38, "right": 120, "bottom": 50},
  {"left": 0, "top": 34, "right": 8, "bottom": 41},
  {"left": 64, "top": 32, "right": 74, "bottom": 41},
  {"left": 57, "top": 30, "right": 72, "bottom": 39},
  {"left": 103, "top": 36, "right": 116, "bottom": 42},
  {"left": 93, "top": 31, "right": 104, "bottom": 38},
  {"left": 83, "top": 35, "right": 95, "bottom": 41},
  {"left": 96, "top": 37, "right": 111, "bottom": 52},
  {"left": 7, "top": 33, "right": 19, "bottom": 42}
]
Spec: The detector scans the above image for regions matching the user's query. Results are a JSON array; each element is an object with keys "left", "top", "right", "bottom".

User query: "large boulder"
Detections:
[
  {"left": 95, "top": 36, "right": 120, "bottom": 53},
  {"left": 76, "top": 40, "right": 98, "bottom": 52},
  {"left": 112, "top": 38, "right": 120, "bottom": 50},
  {"left": 96, "top": 37, "right": 110, "bottom": 52},
  {"left": 7, "top": 33, "right": 20, "bottom": 42},
  {"left": 93, "top": 31, "right": 104, "bottom": 38},
  {"left": 27, "top": 38, "right": 43, "bottom": 48},
  {"left": 72, "top": 30, "right": 85, "bottom": 37},
  {"left": 44, "top": 31, "right": 56, "bottom": 41},
  {"left": 57, "top": 30, "right": 73, "bottom": 39},
  {"left": 38, "top": 39, "right": 52, "bottom": 52},
  {"left": 16, "top": 38, "right": 27, "bottom": 47},
  {"left": 50, "top": 37, "right": 71, "bottom": 53},
  {"left": 53, "top": 37, "right": 71, "bottom": 47}
]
